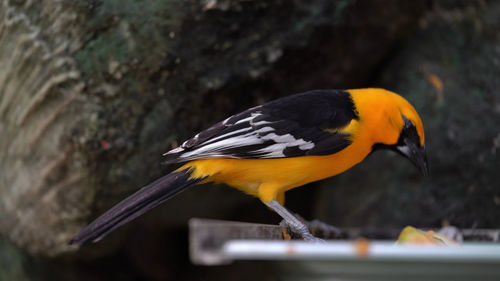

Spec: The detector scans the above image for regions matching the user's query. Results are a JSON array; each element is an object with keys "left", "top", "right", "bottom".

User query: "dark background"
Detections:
[{"left": 1, "top": 0, "right": 499, "bottom": 280}]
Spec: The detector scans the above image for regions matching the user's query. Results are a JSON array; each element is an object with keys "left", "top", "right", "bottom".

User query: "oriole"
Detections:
[{"left": 70, "top": 88, "right": 428, "bottom": 244}]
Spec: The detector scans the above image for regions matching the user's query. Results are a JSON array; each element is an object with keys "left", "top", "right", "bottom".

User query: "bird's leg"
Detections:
[{"left": 265, "top": 200, "right": 324, "bottom": 243}]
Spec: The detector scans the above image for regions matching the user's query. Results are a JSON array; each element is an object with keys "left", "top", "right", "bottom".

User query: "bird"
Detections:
[{"left": 69, "top": 88, "right": 428, "bottom": 245}]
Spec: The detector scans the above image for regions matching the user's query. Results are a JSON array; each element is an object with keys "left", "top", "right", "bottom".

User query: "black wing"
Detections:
[{"left": 164, "top": 90, "right": 359, "bottom": 162}]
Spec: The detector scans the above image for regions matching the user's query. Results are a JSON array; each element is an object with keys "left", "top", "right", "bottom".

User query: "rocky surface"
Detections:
[
  {"left": 1, "top": 0, "right": 498, "bottom": 280},
  {"left": 1, "top": 0, "right": 424, "bottom": 257}
]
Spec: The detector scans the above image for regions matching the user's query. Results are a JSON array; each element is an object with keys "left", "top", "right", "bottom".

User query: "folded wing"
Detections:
[{"left": 164, "top": 90, "right": 359, "bottom": 163}]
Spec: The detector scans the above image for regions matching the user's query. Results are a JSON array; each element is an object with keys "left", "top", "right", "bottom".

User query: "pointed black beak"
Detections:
[{"left": 396, "top": 139, "right": 429, "bottom": 176}]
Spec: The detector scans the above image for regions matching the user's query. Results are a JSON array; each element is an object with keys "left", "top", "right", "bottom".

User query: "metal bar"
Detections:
[
  {"left": 188, "top": 218, "right": 500, "bottom": 270},
  {"left": 223, "top": 240, "right": 500, "bottom": 261}
]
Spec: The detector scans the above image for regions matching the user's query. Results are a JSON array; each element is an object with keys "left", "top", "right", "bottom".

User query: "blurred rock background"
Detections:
[{"left": 0, "top": 0, "right": 499, "bottom": 280}]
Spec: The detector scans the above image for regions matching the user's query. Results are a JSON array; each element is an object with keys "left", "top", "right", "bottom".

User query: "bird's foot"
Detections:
[
  {"left": 264, "top": 200, "right": 333, "bottom": 242},
  {"left": 306, "top": 219, "right": 343, "bottom": 239},
  {"left": 302, "top": 232, "right": 326, "bottom": 243},
  {"left": 280, "top": 216, "right": 344, "bottom": 241},
  {"left": 279, "top": 220, "right": 325, "bottom": 243}
]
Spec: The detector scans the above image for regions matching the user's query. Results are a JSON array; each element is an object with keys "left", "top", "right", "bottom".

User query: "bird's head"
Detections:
[
  {"left": 349, "top": 88, "right": 429, "bottom": 176},
  {"left": 391, "top": 112, "right": 428, "bottom": 176}
]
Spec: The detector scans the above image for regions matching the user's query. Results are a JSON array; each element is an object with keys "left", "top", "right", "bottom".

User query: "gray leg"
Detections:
[{"left": 265, "top": 200, "right": 324, "bottom": 243}]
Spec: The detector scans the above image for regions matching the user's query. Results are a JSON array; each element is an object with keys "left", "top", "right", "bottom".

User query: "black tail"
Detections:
[{"left": 69, "top": 169, "right": 205, "bottom": 245}]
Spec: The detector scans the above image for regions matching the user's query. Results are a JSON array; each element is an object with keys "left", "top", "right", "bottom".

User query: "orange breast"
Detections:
[{"left": 178, "top": 131, "right": 373, "bottom": 202}]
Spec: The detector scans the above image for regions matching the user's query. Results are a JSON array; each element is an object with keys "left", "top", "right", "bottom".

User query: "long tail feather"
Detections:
[{"left": 69, "top": 168, "right": 205, "bottom": 245}]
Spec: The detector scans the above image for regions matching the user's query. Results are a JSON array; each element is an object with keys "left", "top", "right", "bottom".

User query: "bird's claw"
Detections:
[
  {"left": 302, "top": 232, "right": 326, "bottom": 243},
  {"left": 279, "top": 219, "right": 325, "bottom": 243},
  {"left": 307, "top": 219, "right": 343, "bottom": 239}
]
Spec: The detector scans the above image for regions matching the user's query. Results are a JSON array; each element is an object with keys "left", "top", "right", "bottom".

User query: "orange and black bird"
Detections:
[{"left": 70, "top": 88, "right": 428, "bottom": 244}]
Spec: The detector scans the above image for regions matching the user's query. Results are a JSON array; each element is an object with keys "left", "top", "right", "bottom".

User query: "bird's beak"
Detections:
[{"left": 396, "top": 139, "right": 429, "bottom": 176}]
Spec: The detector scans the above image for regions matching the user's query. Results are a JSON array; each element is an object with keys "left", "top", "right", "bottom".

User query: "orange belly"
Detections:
[{"left": 177, "top": 139, "right": 372, "bottom": 203}]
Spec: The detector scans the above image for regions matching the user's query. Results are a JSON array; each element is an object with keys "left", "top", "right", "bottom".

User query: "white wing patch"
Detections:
[
  {"left": 179, "top": 132, "right": 261, "bottom": 158},
  {"left": 201, "top": 127, "right": 253, "bottom": 145},
  {"left": 169, "top": 111, "right": 315, "bottom": 160},
  {"left": 298, "top": 142, "right": 315, "bottom": 150},
  {"left": 254, "top": 126, "right": 274, "bottom": 134}
]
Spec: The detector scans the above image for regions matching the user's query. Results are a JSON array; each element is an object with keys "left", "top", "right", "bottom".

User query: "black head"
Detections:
[{"left": 372, "top": 115, "right": 429, "bottom": 176}]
